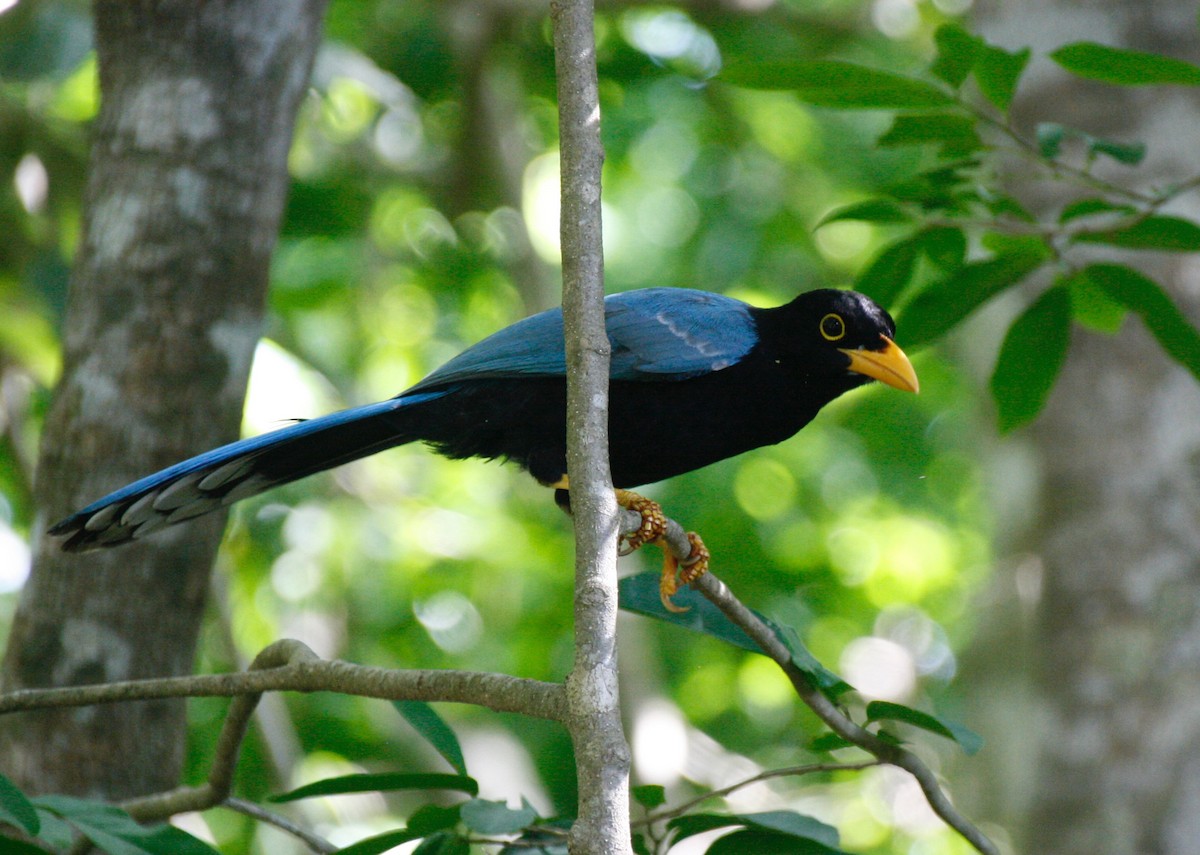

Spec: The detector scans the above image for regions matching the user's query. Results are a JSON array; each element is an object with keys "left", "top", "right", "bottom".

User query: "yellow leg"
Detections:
[{"left": 614, "top": 489, "right": 710, "bottom": 613}]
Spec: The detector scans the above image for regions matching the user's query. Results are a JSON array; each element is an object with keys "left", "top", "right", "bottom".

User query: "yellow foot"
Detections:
[
  {"left": 615, "top": 490, "right": 710, "bottom": 613},
  {"left": 615, "top": 489, "right": 667, "bottom": 554},
  {"left": 658, "top": 531, "right": 710, "bottom": 613}
]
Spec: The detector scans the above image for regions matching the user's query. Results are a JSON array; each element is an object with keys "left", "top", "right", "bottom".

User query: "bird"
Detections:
[{"left": 50, "top": 287, "right": 918, "bottom": 608}]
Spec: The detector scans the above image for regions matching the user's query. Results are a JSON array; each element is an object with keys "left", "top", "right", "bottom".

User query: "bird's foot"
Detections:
[
  {"left": 658, "top": 531, "right": 710, "bottom": 613},
  {"left": 615, "top": 490, "right": 710, "bottom": 613},
  {"left": 615, "top": 489, "right": 668, "bottom": 554}
]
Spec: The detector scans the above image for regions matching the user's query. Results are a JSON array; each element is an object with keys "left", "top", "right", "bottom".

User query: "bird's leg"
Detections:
[{"left": 615, "top": 489, "right": 710, "bottom": 613}]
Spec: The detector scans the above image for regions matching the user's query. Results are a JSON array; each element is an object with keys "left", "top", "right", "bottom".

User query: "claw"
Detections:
[
  {"left": 658, "top": 531, "right": 710, "bottom": 612},
  {"left": 615, "top": 489, "right": 667, "bottom": 554},
  {"left": 615, "top": 490, "right": 710, "bottom": 612}
]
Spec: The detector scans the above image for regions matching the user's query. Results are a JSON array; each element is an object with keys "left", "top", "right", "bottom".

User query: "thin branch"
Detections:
[
  {"left": 639, "top": 760, "right": 882, "bottom": 828},
  {"left": 0, "top": 639, "right": 565, "bottom": 723},
  {"left": 0, "top": 639, "right": 565, "bottom": 836},
  {"left": 619, "top": 511, "right": 999, "bottom": 855},
  {"left": 554, "top": 1, "right": 633, "bottom": 854},
  {"left": 224, "top": 797, "right": 338, "bottom": 854}
]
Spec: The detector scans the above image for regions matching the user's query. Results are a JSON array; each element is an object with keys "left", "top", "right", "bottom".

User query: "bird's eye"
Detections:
[{"left": 819, "top": 313, "right": 846, "bottom": 342}]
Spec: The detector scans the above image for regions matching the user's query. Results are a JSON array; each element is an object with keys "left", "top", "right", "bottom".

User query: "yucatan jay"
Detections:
[{"left": 51, "top": 287, "right": 917, "bottom": 607}]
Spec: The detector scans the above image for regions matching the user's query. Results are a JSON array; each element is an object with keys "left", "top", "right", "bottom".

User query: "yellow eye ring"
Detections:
[{"left": 819, "top": 313, "right": 846, "bottom": 342}]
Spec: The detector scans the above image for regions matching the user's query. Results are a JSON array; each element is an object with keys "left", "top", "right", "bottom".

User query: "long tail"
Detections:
[{"left": 50, "top": 391, "right": 447, "bottom": 552}]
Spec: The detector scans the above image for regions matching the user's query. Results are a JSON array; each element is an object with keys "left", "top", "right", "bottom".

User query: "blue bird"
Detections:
[{"left": 50, "top": 287, "right": 917, "bottom": 606}]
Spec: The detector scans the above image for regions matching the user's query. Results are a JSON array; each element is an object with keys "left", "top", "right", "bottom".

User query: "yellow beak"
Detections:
[{"left": 839, "top": 336, "right": 919, "bottom": 393}]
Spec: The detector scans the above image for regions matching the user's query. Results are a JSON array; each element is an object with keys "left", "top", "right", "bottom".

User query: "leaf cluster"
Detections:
[{"left": 737, "top": 26, "right": 1200, "bottom": 431}]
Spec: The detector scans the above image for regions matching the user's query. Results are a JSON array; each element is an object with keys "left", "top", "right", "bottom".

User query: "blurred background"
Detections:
[{"left": 1, "top": 0, "right": 1197, "bottom": 853}]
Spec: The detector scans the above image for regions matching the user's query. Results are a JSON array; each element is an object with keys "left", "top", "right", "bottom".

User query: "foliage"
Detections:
[{"left": 2, "top": 1, "right": 1200, "bottom": 854}]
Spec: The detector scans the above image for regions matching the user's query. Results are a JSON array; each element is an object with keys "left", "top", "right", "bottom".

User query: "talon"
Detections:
[
  {"left": 615, "top": 489, "right": 667, "bottom": 553},
  {"left": 658, "top": 531, "right": 709, "bottom": 612},
  {"left": 678, "top": 532, "right": 710, "bottom": 584},
  {"left": 614, "top": 489, "right": 710, "bottom": 613}
]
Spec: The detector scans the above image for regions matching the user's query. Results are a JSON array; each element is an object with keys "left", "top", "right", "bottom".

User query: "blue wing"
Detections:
[
  {"left": 53, "top": 288, "right": 757, "bottom": 551},
  {"left": 407, "top": 288, "right": 757, "bottom": 393}
]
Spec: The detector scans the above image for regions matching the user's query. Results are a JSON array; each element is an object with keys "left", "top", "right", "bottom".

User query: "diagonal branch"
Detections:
[{"left": 619, "top": 510, "right": 1000, "bottom": 855}]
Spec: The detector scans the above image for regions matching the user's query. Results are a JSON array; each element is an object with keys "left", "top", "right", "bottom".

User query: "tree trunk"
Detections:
[
  {"left": 968, "top": 2, "right": 1200, "bottom": 851},
  {"left": 0, "top": 0, "right": 326, "bottom": 799}
]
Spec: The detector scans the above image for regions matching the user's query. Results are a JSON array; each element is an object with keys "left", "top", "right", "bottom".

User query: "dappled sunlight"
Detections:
[
  {"left": 0, "top": 4, "right": 1011, "bottom": 852},
  {"left": 0, "top": 518, "right": 29, "bottom": 593},
  {"left": 632, "top": 698, "right": 689, "bottom": 784},
  {"left": 244, "top": 339, "right": 336, "bottom": 436},
  {"left": 841, "top": 635, "right": 917, "bottom": 701}
]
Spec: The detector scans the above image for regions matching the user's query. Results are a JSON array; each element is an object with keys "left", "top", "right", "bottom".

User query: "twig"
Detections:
[
  {"left": 224, "top": 797, "right": 338, "bottom": 854},
  {"left": 0, "top": 639, "right": 565, "bottom": 723},
  {"left": 639, "top": 760, "right": 881, "bottom": 828},
  {"left": 619, "top": 511, "right": 999, "bottom": 855}
]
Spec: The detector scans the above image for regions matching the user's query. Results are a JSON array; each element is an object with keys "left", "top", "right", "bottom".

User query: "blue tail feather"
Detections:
[{"left": 51, "top": 391, "right": 446, "bottom": 552}]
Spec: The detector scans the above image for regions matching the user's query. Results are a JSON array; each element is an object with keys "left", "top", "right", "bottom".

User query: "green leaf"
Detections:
[
  {"left": 773, "top": 624, "right": 854, "bottom": 699},
  {"left": 620, "top": 575, "right": 852, "bottom": 698},
  {"left": 135, "top": 826, "right": 224, "bottom": 855},
  {"left": 899, "top": 250, "right": 1047, "bottom": 347},
  {"left": 866, "top": 701, "right": 984, "bottom": 755},
  {"left": 335, "top": 828, "right": 426, "bottom": 855},
  {"left": 878, "top": 113, "right": 981, "bottom": 155},
  {"left": 460, "top": 798, "right": 538, "bottom": 835},
  {"left": 706, "top": 828, "right": 847, "bottom": 854},
  {"left": 917, "top": 226, "right": 967, "bottom": 269},
  {"left": 853, "top": 237, "right": 920, "bottom": 308},
  {"left": 631, "top": 785, "right": 667, "bottom": 810},
  {"left": 619, "top": 572, "right": 761, "bottom": 652},
  {"left": 498, "top": 819, "right": 571, "bottom": 855},
  {"left": 0, "top": 773, "right": 39, "bottom": 836},
  {"left": 1036, "top": 122, "right": 1067, "bottom": 159},
  {"left": 1050, "top": 42, "right": 1200, "bottom": 86},
  {"left": 32, "top": 810, "right": 75, "bottom": 851},
  {"left": 0, "top": 838, "right": 46, "bottom": 854},
  {"left": 412, "top": 831, "right": 470, "bottom": 855},
  {"left": 29, "top": 797, "right": 215, "bottom": 855},
  {"left": 1059, "top": 198, "right": 1137, "bottom": 223},
  {"left": 741, "top": 811, "right": 841, "bottom": 847},
  {"left": 394, "top": 701, "right": 468, "bottom": 775},
  {"left": 1035, "top": 123, "right": 1146, "bottom": 166},
  {"left": 723, "top": 60, "right": 953, "bottom": 109},
  {"left": 816, "top": 199, "right": 910, "bottom": 227},
  {"left": 990, "top": 286, "right": 1073, "bottom": 431},
  {"left": 930, "top": 24, "right": 981, "bottom": 88},
  {"left": 1085, "top": 264, "right": 1200, "bottom": 381},
  {"left": 1075, "top": 215, "right": 1200, "bottom": 251},
  {"left": 1087, "top": 135, "right": 1146, "bottom": 165},
  {"left": 668, "top": 813, "right": 743, "bottom": 842},
  {"left": 808, "top": 732, "right": 855, "bottom": 753},
  {"left": 407, "top": 804, "right": 463, "bottom": 835},
  {"left": 271, "top": 773, "right": 477, "bottom": 803},
  {"left": 1067, "top": 268, "right": 1127, "bottom": 333},
  {"left": 974, "top": 44, "right": 1030, "bottom": 112}
]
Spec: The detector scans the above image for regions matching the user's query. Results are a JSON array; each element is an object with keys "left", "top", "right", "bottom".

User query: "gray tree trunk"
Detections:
[
  {"left": 0, "top": 0, "right": 326, "bottom": 799},
  {"left": 967, "top": 2, "right": 1200, "bottom": 852}
]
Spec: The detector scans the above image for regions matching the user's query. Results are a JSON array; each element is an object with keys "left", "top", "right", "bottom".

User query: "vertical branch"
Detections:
[{"left": 552, "top": 3, "right": 632, "bottom": 854}]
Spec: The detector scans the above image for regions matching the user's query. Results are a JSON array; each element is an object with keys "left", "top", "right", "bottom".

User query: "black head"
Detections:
[{"left": 762, "top": 289, "right": 919, "bottom": 393}]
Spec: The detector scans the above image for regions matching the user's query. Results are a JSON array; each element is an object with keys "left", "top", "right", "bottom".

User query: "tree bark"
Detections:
[
  {"left": 967, "top": 2, "right": 1200, "bottom": 851},
  {"left": 0, "top": 0, "right": 327, "bottom": 799},
  {"left": 552, "top": 2, "right": 633, "bottom": 853}
]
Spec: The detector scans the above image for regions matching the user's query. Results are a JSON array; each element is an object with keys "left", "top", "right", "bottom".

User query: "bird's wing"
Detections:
[
  {"left": 604, "top": 288, "right": 757, "bottom": 379},
  {"left": 406, "top": 288, "right": 757, "bottom": 392}
]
